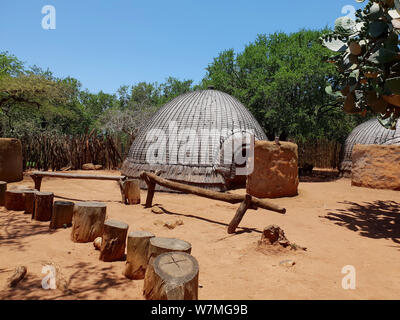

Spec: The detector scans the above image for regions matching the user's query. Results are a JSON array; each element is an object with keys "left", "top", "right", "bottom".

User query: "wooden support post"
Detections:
[
  {"left": 71, "top": 202, "right": 106, "bottom": 243},
  {"left": 50, "top": 201, "right": 74, "bottom": 229},
  {"left": 121, "top": 179, "right": 141, "bottom": 205},
  {"left": 228, "top": 194, "right": 252, "bottom": 234},
  {"left": 144, "top": 176, "right": 156, "bottom": 208},
  {"left": 23, "top": 190, "right": 37, "bottom": 216},
  {"left": 99, "top": 220, "right": 129, "bottom": 262},
  {"left": 31, "top": 175, "right": 43, "bottom": 191},
  {"left": 5, "top": 190, "right": 25, "bottom": 211},
  {"left": 144, "top": 237, "right": 192, "bottom": 297},
  {"left": 0, "top": 181, "right": 7, "bottom": 206},
  {"left": 124, "top": 231, "right": 155, "bottom": 280},
  {"left": 144, "top": 252, "right": 199, "bottom": 300},
  {"left": 33, "top": 192, "right": 54, "bottom": 222}
]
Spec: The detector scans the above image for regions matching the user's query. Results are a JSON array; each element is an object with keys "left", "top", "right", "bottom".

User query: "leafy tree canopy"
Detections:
[{"left": 203, "top": 29, "right": 365, "bottom": 141}]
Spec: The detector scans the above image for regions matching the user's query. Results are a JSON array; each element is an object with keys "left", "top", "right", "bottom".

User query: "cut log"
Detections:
[
  {"left": 144, "top": 252, "right": 199, "bottom": 300},
  {"left": 144, "top": 237, "right": 192, "bottom": 297},
  {"left": 50, "top": 201, "right": 74, "bottom": 229},
  {"left": 0, "top": 181, "right": 7, "bottom": 206},
  {"left": 7, "top": 266, "right": 27, "bottom": 288},
  {"left": 147, "top": 237, "right": 192, "bottom": 260},
  {"left": 227, "top": 194, "right": 252, "bottom": 234},
  {"left": 23, "top": 190, "right": 37, "bottom": 216},
  {"left": 71, "top": 202, "right": 107, "bottom": 243},
  {"left": 99, "top": 220, "right": 129, "bottom": 262},
  {"left": 124, "top": 231, "right": 155, "bottom": 280},
  {"left": 121, "top": 179, "right": 141, "bottom": 205},
  {"left": 33, "top": 192, "right": 54, "bottom": 222},
  {"left": 5, "top": 190, "right": 25, "bottom": 211}
]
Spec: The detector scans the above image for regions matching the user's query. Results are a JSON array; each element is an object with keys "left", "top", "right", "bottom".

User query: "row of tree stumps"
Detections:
[
  {"left": 0, "top": 181, "right": 74, "bottom": 228},
  {"left": 0, "top": 180, "right": 199, "bottom": 300}
]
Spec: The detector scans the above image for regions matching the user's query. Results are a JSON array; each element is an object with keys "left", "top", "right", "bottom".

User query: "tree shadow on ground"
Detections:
[
  {"left": 154, "top": 205, "right": 262, "bottom": 236},
  {"left": 324, "top": 200, "right": 400, "bottom": 244},
  {"left": 0, "top": 209, "right": 56, "bottom": 251},
  {"left": 1, "top": 261, "right": 136, "bottom": 300}
]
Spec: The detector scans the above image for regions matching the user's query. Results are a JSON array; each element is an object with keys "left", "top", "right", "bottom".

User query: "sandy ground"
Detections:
[{"left": 1, "top": 170, "right": 400, "bottom": 300}]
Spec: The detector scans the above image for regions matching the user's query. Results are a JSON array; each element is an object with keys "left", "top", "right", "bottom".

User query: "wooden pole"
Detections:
[
  {"left": 23, "top": 190, "right": 37, "bottom": 216},
  {"left": 33, "top": 192, "right": 54, "bottom": 222},
  {"left": 124, "top": 231, "right": 155, "bottom": 280},
  {"left": 140, "top": 171, "right": 286, "bottom": 214},
  {"left": 0, "top": 181, "right": 7, "bottom": 206},
  {"left": 99, "top": 220, "right": 129, "bottom": 262},
  {"left": 71, "top": 202, "right": 106, "bottom": 243},
  {"left": 31, "top": 175, "right": 43, "bottom": 191},
  {"left": 50, "top": 201, "right": 74, "bottom": 229},
  {"left": 144, "top": 252, "right": 199, "bottom": 300},
  {"left": 143, "top": 176, "right": 156, "bottom": 208},
  {"left": 5, "top": 190, "right": 25, "bottom": 211},
  {"left": 227, "top": 194, "right": 252, "bottom": 234}
]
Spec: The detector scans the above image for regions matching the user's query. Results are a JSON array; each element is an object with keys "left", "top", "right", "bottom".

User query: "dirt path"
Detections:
[{"left": 1, "top": 170, "right": 399, "bottom": 299}]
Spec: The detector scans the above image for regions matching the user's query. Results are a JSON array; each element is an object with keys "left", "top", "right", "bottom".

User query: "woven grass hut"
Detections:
[
  {"left": 121, "top": 89, "right": 267, "bottom": 191},
  {"left": 340, "top": 118, "right": 400, "bottom": 176}
]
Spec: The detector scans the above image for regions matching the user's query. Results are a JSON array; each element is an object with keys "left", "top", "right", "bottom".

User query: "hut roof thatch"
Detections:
[{"left": 121, "top": 89, "right": 267, "bottom": 191}]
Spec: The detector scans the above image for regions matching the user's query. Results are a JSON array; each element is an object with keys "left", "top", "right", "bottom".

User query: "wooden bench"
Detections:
[{"left": 30, "top": 171, "right": 129, "bottom": 203}]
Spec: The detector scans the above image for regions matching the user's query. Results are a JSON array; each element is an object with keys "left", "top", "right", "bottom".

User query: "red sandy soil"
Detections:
[{"left": 1, "top": 170, "right": 400, "bottom": 300}]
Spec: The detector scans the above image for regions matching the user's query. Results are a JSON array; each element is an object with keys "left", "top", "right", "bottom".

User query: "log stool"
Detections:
[
  {"left": 122, "top": 179, "right": 141, "bottom": 205},
  {"left": 124, "top": 231, "right": 155, "bottom": 279},
  {"left": 144, "top": 237, "right": 192, "bottom": 297},
  {"left": 99, "top": 220, "right": 129, "bottom": 262},
  {"left": 50, "top": 201, "right": 74, "bottom": 229},
  {"left": 0, "top": 181, "right": 6, "bottom": 206},
  {"left": 144, "top": 252, "right": 199, "bottom": 300},
  {"left": 71, "top": 202, "right": 106, "bottom": 243},
  {"left": 23, "top": 190, "right": 37, "bottom": 216},
  {"left": 33, "top": 192, "right": 54, "bottom": 221},
  {"left": 5, "top": 190, "right": 25, "bottom": 211}
]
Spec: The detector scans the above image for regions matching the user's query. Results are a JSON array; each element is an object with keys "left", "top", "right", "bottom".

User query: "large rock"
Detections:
[
  {"left": 246, "top": 141, "right": 299, "bottom": 198},
  {"left": 0, "top": 138, "right": 23, "bottom": 182},
  {"left": 352, "top": 144, "right": 400, "bottom": 190}
]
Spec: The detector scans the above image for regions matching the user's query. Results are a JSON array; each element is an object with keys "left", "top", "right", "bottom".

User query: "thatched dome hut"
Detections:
[
  {"left": 340, "top": 118, "right": 400, "bottom": 176},
  {"left": 121, "top": 89, "right": 267, "bottom": 191}
]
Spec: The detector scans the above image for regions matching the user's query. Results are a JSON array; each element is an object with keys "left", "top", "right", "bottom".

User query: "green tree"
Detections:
[{"left": 203, "top": 29, "right": 364, "bottom": 141}]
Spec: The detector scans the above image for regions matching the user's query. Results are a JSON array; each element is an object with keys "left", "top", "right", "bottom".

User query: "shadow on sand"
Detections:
[{"left": 324, "top": 200, "right": 400, "bottom": 244}]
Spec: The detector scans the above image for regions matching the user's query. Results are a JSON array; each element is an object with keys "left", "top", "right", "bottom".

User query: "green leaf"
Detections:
[
  {"left": 335, "top": 17, "right": 357, "bottom": 37},
  {"left": 385, "top": 77, "right": 400, "bottom": 94},
  {"left": 325, "top": 85, "right": 343, "bottom": 98},
  {"left": 368, "top": 21, "right": 388, "bottom": 38},
  {"left": 368, "top": 48, "right": 399, "bottom": 64},
  {"left": 368, "top": 3, "right": 384, "bottom": 21},
  {"left": 322, "top": 38, "right": 348, "bottom": 52}
]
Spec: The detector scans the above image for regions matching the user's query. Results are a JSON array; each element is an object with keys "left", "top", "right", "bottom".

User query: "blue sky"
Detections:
[{"left": 0, "top": 0, "right": 363, "bottom": 94}]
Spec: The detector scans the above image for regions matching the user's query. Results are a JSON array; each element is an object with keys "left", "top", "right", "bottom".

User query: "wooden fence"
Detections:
[
  {"left": 296, "top": 139, "right": 341, "bottom": 169},
  {"left": 18, "top": 133, "right": 341, "bottom": 172},
  {"left": 20, "top": 131, "right": 132, "bottom": 172}
]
